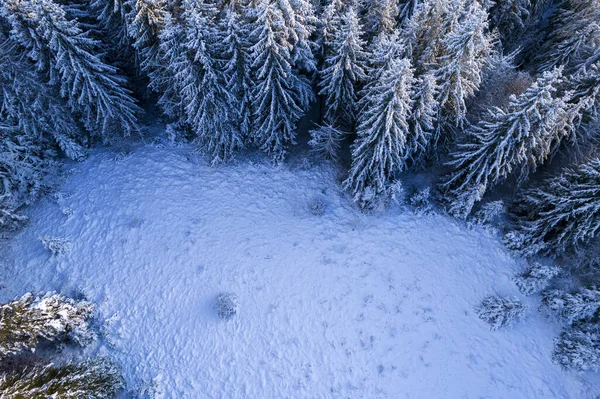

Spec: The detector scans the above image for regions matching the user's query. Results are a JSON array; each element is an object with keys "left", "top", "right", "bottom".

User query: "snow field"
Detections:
[{"left": 1, "top": 143, "right": 598, "bottom": 398}]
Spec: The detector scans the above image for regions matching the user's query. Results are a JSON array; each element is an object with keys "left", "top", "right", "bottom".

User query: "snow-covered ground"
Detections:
[{"left": 1, "top": 141, "right": 598, "bottom": 398}]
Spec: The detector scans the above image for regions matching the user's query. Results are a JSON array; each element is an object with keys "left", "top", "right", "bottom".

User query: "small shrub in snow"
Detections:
[
  {"left": 216, "top": 293, "right": 238, "bottom": 320},
  {"left": 308, "top": 196, "right": 327, "bottom": 216},
  {"left": 475, "top": 296, "right": 526, "bottom": 331},
  {"left": 473, "top": 200, "right": 505, "bottom": 226},
  {"left": 553, "top": 321, "right": 600, "bottom": 372},
  {"left": 0, "top": 358, "right": 124, "bottom": 398},
  {"left": 409, "top": 188, "right": 434, "bottom": 216},
  {"left": 541, "top": 287, "right": 600, "bottom": 325},
  {"left": 308, "top": 125, "right": 345, "bottom": 162},
  {"left": 40, "top": 236, "right": 72, "bottom": 256},
  {"left": 514, "top": 262, "right": 561, "bottom": 295},
  {"left": 0, "top": 292, "right": 96, "bottom": 359}
]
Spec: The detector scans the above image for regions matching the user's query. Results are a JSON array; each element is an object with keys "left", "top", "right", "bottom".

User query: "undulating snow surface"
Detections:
[{"left": 1, "top": 143, "right": 598, "bottom": 398}]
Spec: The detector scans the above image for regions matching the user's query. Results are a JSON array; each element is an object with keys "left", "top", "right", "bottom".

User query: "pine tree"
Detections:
[
  {"left": 0, "top": 358, "right": 124, "bottom": 398},
  {"left": 475, "top": 295, "right": 527, "bottom": 331},
  {"left": 397, "top": 0, "right": 419, "bottom": 24},
  {"left": 0, "top": 0, "right": 141, "bottom": 139},
  {"left": 344, "top": 57, "right": 415, "bottom": 206},
  {"left": 507, "top": 158, "right": 600, "bottom": 256},
  {"left": 248, "top": 0, "right": 314, "bottom": 160},
  {"left": 1, "top": 0, "right": 141, "bottom": 138},
  {"left": 362, "top": 0, "right": 398, "bottom": 37},
  {"left": 430, "top": 0, "right": 493, "bottom": 127},
  {"left": 406, "top": 73, "right": 439, "bottom": 167},
  {"left": 553, "top": 321, "right": 600, "bottom": 372},
  {"left": 0, "top": 33, "right": 85, "bottom": 160},
  {"left": 441, "top": 69, "right": 576, "bottom": 218},
  {"left": 308, "top": 124, "right": 345, "bottom": 161},
  {"left": 0, "top": 293, "right": 96, "bottom": 359},
  {"left": 182, "top": 2, "right": 242, "bottom": 162},
  {"left": 318, "top": 6, "right": 368, "bottom": 128},
  {"left": 406, "top": 0, "right": 458, "bottom": 72},
  {"left": 542, "top": 287, "right": 600, "bottom": 325},
  {"left": 276, "top": 0, "right": 318, "bottom": 74},
  {"left": 0, "top": 130, "right": 49, "bottom": 229},
  {"left": 219, "top": 8, "right": 254, "bottom": 139},
  {"left": 485, "top": 0, "right": 531, "bottom": 44},
  {"left": 537, "top": 0, "right": 600, "bottom": 71},
  {"left": 514, "top": 262, "right": 561, "bottom": 295}
]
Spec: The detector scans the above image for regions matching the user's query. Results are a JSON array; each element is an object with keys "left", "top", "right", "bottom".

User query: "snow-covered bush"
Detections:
[
  {"left": 0, "top": 358, "right": 124, "bottom": 398},
  {"left": 408, "top": 188, "right": 435, "bottom": 216},
  {"left": 473, "top": 200, "right": 505, "bottom": 226},
  {"left": 40, "top": 236, "right": 72, "bottom": 256},
  {"left": 514, "top": 263, "right": 561, "bottom": 296},
  {"left": 541, "top": 287, "right": 600, "bottom": 325},
  {"left": 0, "top": 292, "right": 96, "bottom": 359},
  {"left": 307, "top": 196, "right": 327, "bottom": 217},
  {"left": 475, "top": 296, "right": 527, "bottom": 331},
  {"left": 553, "top": 321, "right": 600, "bottom": 372},
  {"left": 215, "top": 293, "right": 238, "bottom": 320}
]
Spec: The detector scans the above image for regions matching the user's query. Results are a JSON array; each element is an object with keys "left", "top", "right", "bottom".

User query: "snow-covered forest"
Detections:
[{"left": 1, "top": 0, "right": 600, "bottom": 397}]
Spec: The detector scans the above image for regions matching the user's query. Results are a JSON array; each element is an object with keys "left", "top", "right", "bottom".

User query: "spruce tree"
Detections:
[
  {"left": 475, "top": 295, "right": 527, "bottom": 331},
  {"left": 554, "top": 321, "right": 600, "bottom": 372},
  {"left": 508, "top": 158, "right": 600, "bottom": 257},
  {"left": 362, "top": 0, "right": 398, "bottom": 37},
  {"left": 0, "top": 33, "right": 85, "bottom": 160},
  {"left": 430, "top": 0, "right": 493, "bottom": 127},
  {"left": 0, "top": 293, "right": 95, "bottom": 359},
  {"left": 219, "top": 8, "right": 254, "bottom": 139},
  {"left": 318, "top": 5, "right": 368, "bottom": 128},
  {"left": 0, "top": 0, "right": 141, "bottom": 139},
  {"left": 0, "top": 358, "right": 124, "bottom": 398},
  {"left": 442, "top": 69, "right": 576, "bottom": 218},
  {"left": 182, "top": 2, "right": 242, "bottom": 162},
  {"left": 537, "top": 0, "right": 600, "bottom": 71},
  {"left": 406, "top": 73, "right": 439, "bottom": 168},
  {"left": 248, "top": 0, "right": 313, "bottom": 160},
  {"left": 344, "top": 57, "right": 415, "bottom": 206},
  {"left": 542, "top": 287, "right": 600, "bottom": 325}
]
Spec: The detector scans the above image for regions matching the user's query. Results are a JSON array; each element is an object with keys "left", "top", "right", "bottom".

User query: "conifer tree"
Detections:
[
  {"left": 0, "top": 358, "right": 124, "bottom": 398},
  {"left": 484, "top": 0, "right": 531, "bottom": 44},
  {"left": 537, "top": 0, "right": 600, "bottom": 71},
  {"left": 554, "top": 321, "right": 600, "bottom": 372},
  {"left": 0, "top": 33, "right": 85, "bottom": 160},
  {"left": 344, "top": 57, "right": 415, "bottom": 206},
  {"left": 430, "top": 0, "right": 493, "bottom": 127},
  {"left": 0, "top": 0, "right": 141, "bottom": 139},
  {"left": 397, "top": 0, "right": 419, "bottom": 24},
  {"left": 362, "top": 0, "right": 398, "bottom": 37},
  {"left": 248, "top": 0, "right": 313, "bottom": 160},
  {"left": 514, "top": 262, "right": 561, "bottom": 295},
  {"left": 219, "top": 8, "right": 254, "bottom": 139},
  {"left": 507, "top": 158, "right": 600, "bottom": 257},
  {"left": 406, "top": 73, "right": 440, "bottom": 167},
  {"left": 442, "top": 69, "right": 577, "bottom": 218},
  {"left": 475, "top": 295, "right": 527, "bottom": 331},
  {"left": 318, "top": 6, "right": 368, "bottom": 128},
  {"left": 0, "top": 130, "right": 48, "bottom": 229},
  {"left": 0, "top": 293, "right": 96, "bottom": 359},
  {"left": 181, "top": 2, "right": 242, "bottom": 162},
  {"left": 542, "top": 287, "right": 600, "bottom": 325}
]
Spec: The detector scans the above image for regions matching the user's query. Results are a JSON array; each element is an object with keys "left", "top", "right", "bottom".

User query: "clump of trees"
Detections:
[{"left": 0, "top": 293, "right": 123, "bottom": 398}]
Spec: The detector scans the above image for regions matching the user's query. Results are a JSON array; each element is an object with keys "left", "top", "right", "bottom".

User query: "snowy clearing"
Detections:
[{"left": 1, "top": 143, "right": 598, "bottom": 398}]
